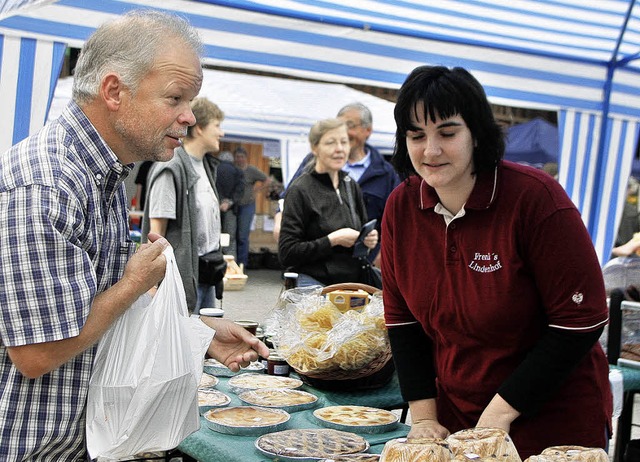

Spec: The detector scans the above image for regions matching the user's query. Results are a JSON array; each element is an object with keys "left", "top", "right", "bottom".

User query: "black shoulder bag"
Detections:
[
  {"left": 198, "top": 249, "right": 227, "bottom": 286},
  {"left": 343, "top": 177, "right": 382, "bottom": 290}
]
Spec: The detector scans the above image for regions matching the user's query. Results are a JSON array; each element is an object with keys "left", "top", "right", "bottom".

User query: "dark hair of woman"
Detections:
[{"left": 391, "top": 65, "right": 505, "bottom": 180}]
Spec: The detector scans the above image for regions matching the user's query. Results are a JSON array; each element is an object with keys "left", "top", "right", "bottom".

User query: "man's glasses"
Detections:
[{"left": 345, "top": 121, "right": 362, "bottom": 129}]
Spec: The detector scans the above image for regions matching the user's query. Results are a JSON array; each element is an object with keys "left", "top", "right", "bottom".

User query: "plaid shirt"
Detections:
[{"left": 0, "top": 101, "right": 136, "bottom": 460}]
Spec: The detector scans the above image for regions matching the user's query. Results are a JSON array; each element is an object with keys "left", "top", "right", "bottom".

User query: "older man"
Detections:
[{"left": 0, "top": 10, "right": 266, "bottom": 460}]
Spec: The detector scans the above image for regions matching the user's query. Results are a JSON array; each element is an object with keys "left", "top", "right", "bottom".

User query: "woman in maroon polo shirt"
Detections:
[{"left": 381, "top": 65, "right": 612, "bottom": 458}]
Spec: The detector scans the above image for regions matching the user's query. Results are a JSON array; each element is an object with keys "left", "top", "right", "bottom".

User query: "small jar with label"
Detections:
[{"left": 267, "top": 353, "right": 290, "bottom": 377}]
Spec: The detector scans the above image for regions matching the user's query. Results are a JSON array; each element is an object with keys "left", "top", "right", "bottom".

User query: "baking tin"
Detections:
[
  {"left": 312, "top": 406, "right": 399, "bottom": 434},
  {"left": 197, "top": 389, "right": 231, "bottom": 414},
  {"left": 198, "top": 372, "right": 219, "bottom": 389},
  {"left": 203, "top": 358, "right": 265, "bottom": 377},
  {"left": 227, "top": 373, "right": 303, "bottom": 394},
  {"left": 317, "top": 455, "right": 380, "bottom": 462},
  {"left": 237, "top": 388, "right": 318, "bottom": 413},
  {"left": 203, "top": 406, "right": 290, "bottom": 436}
]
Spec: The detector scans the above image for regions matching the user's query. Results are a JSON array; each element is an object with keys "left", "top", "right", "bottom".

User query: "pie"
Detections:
[
  {"left": 314, "top": 405, "right": 398, "bottom": 427},
  {"left": 380, "top": 438, "right": 453, "bottom": 462},
  {"left": 197, "top": 389, "right": 230, "bottom": 408},
  {"left": 525, "top": 445, "right": 609, "bottom": 461},
  {"left": 198, "top": 373, "right": 219, "bottom": 389},
  {"left": 227, "top": 372, "right": 303, "bottom": 392},
  {"left": 238, "top": 387, "right": 317, "bottom": 408},
  {"left": 256, "top": 429, "right": 369, "bottom": 459},
  {"left": 204, "top": 406, "right": 289, "bottom": 428},
  {"left": 447, "top": 428, "right": 520, "bottom": 461}
]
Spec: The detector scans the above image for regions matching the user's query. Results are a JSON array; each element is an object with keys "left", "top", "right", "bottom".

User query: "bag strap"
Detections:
[{"left": 343, "top": 176, "right": 360, "bottom": 229}]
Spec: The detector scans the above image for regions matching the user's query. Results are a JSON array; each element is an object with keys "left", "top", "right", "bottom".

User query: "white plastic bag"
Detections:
[{"left": 86, "top": 246, "right": 214, "bottom": 459}]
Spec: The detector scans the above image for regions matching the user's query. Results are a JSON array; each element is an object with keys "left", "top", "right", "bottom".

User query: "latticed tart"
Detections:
[
  {"left": 203, "top": 406, "right": 290, "bottom": 436},
  {"left": 255, "top": 428, "right": 370, "bottom": 460},
  {"left": 237, "top": 387, "right": 318, "bottom": 412},
  {"left": 524, "top": 445, "right": 609, "bottom": 461},
  {"left": 227, "top": 372, "right": 303, "bottom": 393},
  {"left": 313, "top": 405, "right": 398, "bottom": 433}
]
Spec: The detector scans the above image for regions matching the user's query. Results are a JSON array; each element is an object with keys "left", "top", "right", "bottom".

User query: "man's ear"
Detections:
[{"left": 100, "top": 73, "right": 125, "bottom": 111}]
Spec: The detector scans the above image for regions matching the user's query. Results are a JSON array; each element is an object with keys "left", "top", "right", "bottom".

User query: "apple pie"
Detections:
[
  {"left": 256, "top": 428, "right": 369, "bottom": 459},
  {"left": 227, "top": 372, "right": 303, "bottom": 393},
  {"left": 238, "top": 387, "right": 318, "bottom": 411},
  {"left": 314, "top": 405, "right": 398, "bottom": 433},
  {"left": 204, "top": 406, "right": 290, "bottom": 436},
  {"left": 197, "top": 389, "right": 231, "bottom": 412},
  {"left": 198, "top": 373, "right": 219, "bottom": 389}
]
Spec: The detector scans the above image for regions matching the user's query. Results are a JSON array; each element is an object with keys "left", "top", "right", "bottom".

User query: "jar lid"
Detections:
[{"left": 200, "top": 308, "right": 224, "bottom": 317}]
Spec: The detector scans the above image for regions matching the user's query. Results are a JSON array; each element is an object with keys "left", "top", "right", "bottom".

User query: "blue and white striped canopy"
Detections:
[{"left": 1, "top": 0, "right": 640, "bottom": 262}]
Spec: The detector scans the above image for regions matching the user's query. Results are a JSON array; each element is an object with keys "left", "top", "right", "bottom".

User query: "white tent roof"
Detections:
[{"left": 1, "top": 0, "right": 640, "bottom": 262}]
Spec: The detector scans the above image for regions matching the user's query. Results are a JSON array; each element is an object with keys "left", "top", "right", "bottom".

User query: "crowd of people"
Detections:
[{"left": 0, "top": 7, "right": 623, "bottom": 462}]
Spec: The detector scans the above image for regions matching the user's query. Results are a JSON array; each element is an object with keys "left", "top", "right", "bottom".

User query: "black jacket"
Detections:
[{"left": 278, "top": 170, "right": 367, "bottom": 285}]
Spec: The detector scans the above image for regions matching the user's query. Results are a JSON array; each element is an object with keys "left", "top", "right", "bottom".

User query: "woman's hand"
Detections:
[
  {"left": 200, "top": 318, "right": 270, "bottom": 371},
  {"left": 406, "top": 399, "right": 450, "bottom": 440},
  {"left": 363, "top": 229, "right": 378, "bottom": 250},
  {"left": 476, "top": 394, "right": 520, "bottom": 433},
  {"left": 409, "top": 418, "right": 450, "bottom": 440},
  {"left": 328, "top": 228, "right": 360, "bottom": 247}
]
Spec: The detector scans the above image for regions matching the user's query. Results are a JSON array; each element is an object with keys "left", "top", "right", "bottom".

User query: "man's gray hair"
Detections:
[
  {"left": 337, "top": 102, "right": 373, "bottom": 128},
  {"left": 72, "top": 10, "right": 203, "bottom": 105}
]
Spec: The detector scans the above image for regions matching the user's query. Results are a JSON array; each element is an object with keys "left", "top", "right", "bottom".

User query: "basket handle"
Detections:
[{"left": 321, "top": 282, "right": 381, "bottom": 295}]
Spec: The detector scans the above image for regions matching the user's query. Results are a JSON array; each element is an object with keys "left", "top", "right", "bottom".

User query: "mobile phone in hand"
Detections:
[{"left": 353, "top": 219, "right": 377, "bottom": 258}]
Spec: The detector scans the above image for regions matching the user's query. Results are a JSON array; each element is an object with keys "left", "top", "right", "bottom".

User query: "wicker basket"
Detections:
[{"left": 291, "top": 283, "right": 394, "bottom": 391}]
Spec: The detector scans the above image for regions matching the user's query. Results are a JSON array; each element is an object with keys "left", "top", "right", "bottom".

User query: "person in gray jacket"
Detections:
[{"left": 143, "top": 97, "right": 224, "bottom": 312}]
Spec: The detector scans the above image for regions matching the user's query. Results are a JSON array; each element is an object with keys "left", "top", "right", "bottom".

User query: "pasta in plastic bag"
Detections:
[
  {"left": 266, "top": 286, "right": 389, "bottom": 374},
  {"left": 86, "top": 246, "right": 214, "bottom": 459}
]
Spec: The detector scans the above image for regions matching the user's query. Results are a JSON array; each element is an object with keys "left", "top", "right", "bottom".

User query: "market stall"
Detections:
[{"left": 178, "top": 373, "right": 408, "bottom": 461}]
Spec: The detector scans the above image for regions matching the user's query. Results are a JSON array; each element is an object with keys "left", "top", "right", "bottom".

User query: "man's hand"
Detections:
[
  {"left": 121, "top": 232, "right": 168, "bottom": 294},
  {"left": 200, "top": 318, "right": 270, "bottom": 371}
]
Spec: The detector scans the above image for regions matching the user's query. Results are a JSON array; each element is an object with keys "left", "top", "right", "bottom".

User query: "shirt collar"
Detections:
[
  {"left": 62, "top": 101, "right": 132, "bottom": 193},
  {"left": 418, "top": 163, "right": 499, "bottom": 211}
]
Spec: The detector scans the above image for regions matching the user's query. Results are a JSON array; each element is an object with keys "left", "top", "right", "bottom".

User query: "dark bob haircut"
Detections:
[{"left": 392, "top": 66, "right": 505, "bottom": 180}]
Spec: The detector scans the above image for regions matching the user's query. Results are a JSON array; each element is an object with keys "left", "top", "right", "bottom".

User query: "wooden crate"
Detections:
[{"left": 223, "top": 255, "right": 248, "bottom": 291}]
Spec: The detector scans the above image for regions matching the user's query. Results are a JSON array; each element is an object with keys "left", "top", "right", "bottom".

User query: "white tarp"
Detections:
[{"left": 47, "top": 67, "right": 398, "bottom": 186}]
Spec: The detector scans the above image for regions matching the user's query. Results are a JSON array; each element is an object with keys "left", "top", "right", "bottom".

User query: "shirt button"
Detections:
[
  {"left": 96, "top": 174, "right": 103, "bottom": 180},
  {"left": 450, "top": 223, "right": 456, "bottom": 229},
  {"left": 450, "top": 246, "right": 457, "bottom": 253}
]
